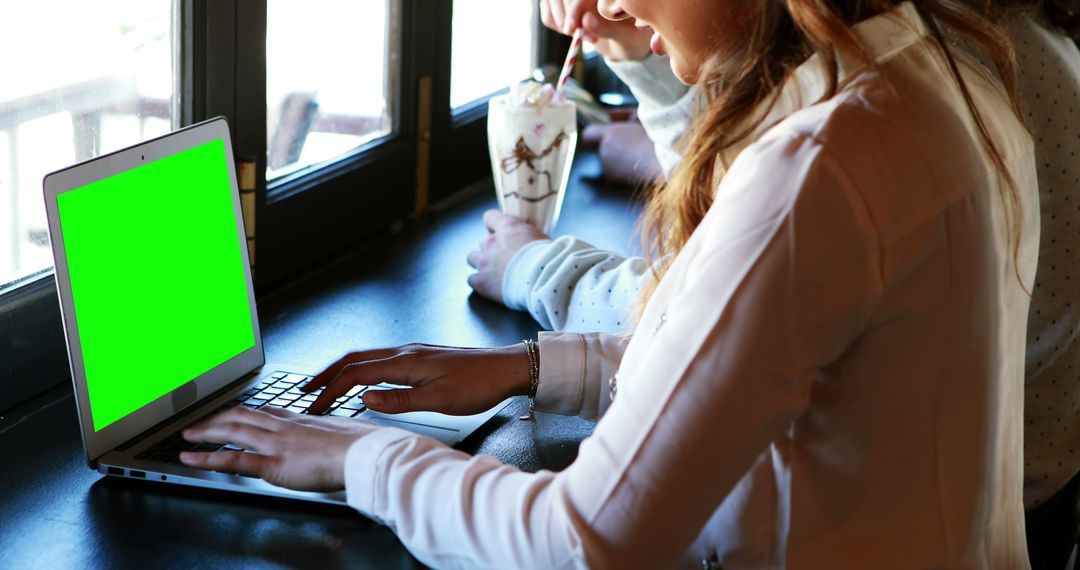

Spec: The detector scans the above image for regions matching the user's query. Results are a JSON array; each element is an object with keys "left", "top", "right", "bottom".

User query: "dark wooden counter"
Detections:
[{"left": 0, "top": 152, "right": 641, "bottom": 569}]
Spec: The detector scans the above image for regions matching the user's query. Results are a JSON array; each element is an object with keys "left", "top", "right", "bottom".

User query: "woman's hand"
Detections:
[
  {"left": 301, "top": 342, "right": 533, "bottom": 416},
  {"left": 467, "top": 210, "right": 548, "bottom": 304},
  {"left": 540, "top": 0, "right": 651, "bottom": 62},
  {"left": 179, "top": 407, "right": 377, "bottom": 492},
  {"left": 582, "top": 120, "right": 663, "bottom": 185}
]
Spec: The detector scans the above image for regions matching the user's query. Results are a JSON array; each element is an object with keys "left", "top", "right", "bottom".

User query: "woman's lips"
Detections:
[
  {"left": 650, "top": 31, "right": 665, "bottom": 56},
  {"left": 632, "top": 20, "right": 663, "bottom": 56}
]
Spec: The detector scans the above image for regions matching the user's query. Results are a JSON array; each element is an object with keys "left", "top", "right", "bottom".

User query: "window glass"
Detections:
[
  {"left": 0, "top": 1, "right": 174, "bottom": 287},
  {"left": 266, "top": 0, "right": 395, "bottom": 180},
  {"left": 450, "top": 0, "right": 536, "bottom": 109}
]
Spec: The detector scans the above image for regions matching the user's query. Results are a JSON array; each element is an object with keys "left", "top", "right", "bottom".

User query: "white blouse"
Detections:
[{"left": 344, "top": 4, "right": 1039, "bottom": 568}]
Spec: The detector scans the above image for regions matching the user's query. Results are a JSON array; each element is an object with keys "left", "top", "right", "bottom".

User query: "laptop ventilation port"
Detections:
[{"left": 129, "top": 470, "right": 146, "bottom": 479}]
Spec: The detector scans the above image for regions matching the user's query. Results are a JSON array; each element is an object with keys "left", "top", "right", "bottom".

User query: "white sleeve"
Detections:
[
  {"left": 502, "top": 236, "right": 648, "bottom": 333},
  {"left": 605, "top": 54, "right": 699, "bottom": 178},
  {"left": 343, "top": 134, "right": 881, "bottom": 568},
  {"left": 533, "top": 331, "right": 629, "bottom": 420},
  {"left": 345, "top": 427, "right": 577, "bottom": 570}
]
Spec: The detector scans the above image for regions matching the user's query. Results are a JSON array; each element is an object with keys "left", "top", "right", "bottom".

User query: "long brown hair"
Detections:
[{"left": 638, "top": 0, "right": 1028, "bottom": 309}]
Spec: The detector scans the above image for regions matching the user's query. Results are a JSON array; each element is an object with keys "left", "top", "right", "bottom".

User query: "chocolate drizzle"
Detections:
[
  {"left": 499, "top": 130, "right": 569, "bottom": 201},
  {"left": 502, "top": 186, "right": 556, "bottom": 203}
]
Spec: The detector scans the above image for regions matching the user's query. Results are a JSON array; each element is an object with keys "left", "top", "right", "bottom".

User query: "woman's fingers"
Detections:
[
  {"left": 468, "top": 234, "right": 498, "bottom": 269},
  {"left": 482, "top": 209, "right": 517, "bottom": 233},
  {"left": 180, "top": 414, "right": 370, "bottom": 491},
  {"left": 203, "top": 406, "right": 282, "bottom": 431},
  {"left": 182, "top": 421, "right": 278, "bottom": 454},
  {"left": 259, "top": 406, "right": 298, "bottom": 418},
  {"left": 302, "top": 345, "right": 502, "bottom": 416},
  {"left": 307, "top": 353, "right": 422, "bottom": 415},
  {"left": 542, "top": 0, "right": 566, "bottom": 34},
  {"left": 303, "top": 347, "right": 411, "bottom": 392},
  {"left": 258, "top": 406, "right": 316, "bottom": 423},
  {"left": 363, "top": 384, "right": 451, "bottom": 415},
  {"left": 564, "top": 0, "right": 595, "bottom": 33},
  {"left": 179, "top": 449, "right": 271, "bottom": 477},
  {"left": 540, "top": 0, "right": 555, "bottom": 31},
  {"left": 303, "top": 353, "right": 362, "bottom": 392},
  {"left": 467, "top": 271, "right": 500, "bottom": 301}
]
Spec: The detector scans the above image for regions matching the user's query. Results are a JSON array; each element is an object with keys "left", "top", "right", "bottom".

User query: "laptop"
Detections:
[{"left": 43, "top": 117, "right": 507, "bottom": 505}]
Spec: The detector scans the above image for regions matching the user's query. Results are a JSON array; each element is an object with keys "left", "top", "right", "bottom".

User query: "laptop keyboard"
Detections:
[{"left": 133, "top": 371, "right": 372, "bottom": 469}]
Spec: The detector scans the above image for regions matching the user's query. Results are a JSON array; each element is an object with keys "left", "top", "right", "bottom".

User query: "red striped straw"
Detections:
[{"left": 556, "top": 28, "right": 585, "bottom": 93}]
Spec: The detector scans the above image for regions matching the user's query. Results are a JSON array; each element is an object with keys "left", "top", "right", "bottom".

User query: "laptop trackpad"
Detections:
[{"left": 171, "top": 381, "right": 198, "bottom": 413}]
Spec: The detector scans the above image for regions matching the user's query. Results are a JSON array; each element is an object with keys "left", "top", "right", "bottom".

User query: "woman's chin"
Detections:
[{"left": 669, "top": 57, "right": 699, "bottom": 86}]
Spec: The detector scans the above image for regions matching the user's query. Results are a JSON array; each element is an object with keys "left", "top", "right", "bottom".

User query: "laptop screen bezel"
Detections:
[{"left": 43, "top": 117, "right": 264, "bottom": 464}]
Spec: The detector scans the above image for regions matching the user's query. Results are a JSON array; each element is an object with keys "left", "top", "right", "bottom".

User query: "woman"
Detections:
[
  {"left": 496, "top": 0, "right": 1080, "bottom": 564},
  {"left": 181, "top": 0, "right": 1039, "bottom": 566}
]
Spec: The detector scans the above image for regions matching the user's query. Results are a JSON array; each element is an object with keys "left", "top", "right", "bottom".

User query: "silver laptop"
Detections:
[{"left": 43, "top": 117, "right": 507, "bottom": 505}]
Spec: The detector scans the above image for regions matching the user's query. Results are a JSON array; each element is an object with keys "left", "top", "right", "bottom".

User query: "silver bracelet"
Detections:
[{"left": 518, "top": 339, "right": 540, "bottom": 420}]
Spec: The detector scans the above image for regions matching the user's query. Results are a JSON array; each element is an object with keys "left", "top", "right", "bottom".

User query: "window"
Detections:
[
  {"left": 450, "top": 0, "right": 537, "bottom": 110},
  {"left": 0, "top": 1, "right": 175, "bottom": 287},
  {"left": 3, "top": 0, "right": 561, "bottom": 414},
  {"left": 259, "top": 0, "right": 411, "bottom": 283},
  {"left": 265, "top": 0, "right": 395, "bottom": 180}
]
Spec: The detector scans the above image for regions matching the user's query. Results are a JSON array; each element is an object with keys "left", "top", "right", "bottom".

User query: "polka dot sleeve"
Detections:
[
  {"left": 502, "top": 236, "right": 649, "bottom": 333},
  {"left": 1005, "top": 11, "right": 1080, "bottom": 508}
]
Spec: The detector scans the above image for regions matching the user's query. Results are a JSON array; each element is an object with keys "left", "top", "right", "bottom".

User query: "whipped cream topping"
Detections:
[{"left": 511, "top": 80, "right": 568, "bottom": 108}]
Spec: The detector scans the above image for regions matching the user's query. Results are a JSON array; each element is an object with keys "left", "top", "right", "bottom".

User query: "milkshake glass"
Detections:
[{"left": 487, "top": 83, "right": 577, "bottom": 234}]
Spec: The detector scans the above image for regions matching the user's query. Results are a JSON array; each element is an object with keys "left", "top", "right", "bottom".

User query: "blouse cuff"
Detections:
[
  {"left": 502, "top": 239, "right": 554, "bottom": 313},
  {"left": 344, "top": 425, "right": 417, "bottom": 522},
  {"left": 536, "top": 331, "right": 586, "bottom": 415}
]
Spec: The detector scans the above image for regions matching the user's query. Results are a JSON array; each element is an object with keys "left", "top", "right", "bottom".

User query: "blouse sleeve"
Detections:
[
  {"left": 344, "top": 133, "right": 882, "bottom": 568},
  {"left": 532, "top": 331, "right": 629, "bottom": 420},
  {"left": 502, "top": 235, "right": 648, "bottom": 333}
]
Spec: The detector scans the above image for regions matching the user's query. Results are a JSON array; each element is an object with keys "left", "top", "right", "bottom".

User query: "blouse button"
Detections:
[
  {"left": 653, "top": 312, "right": 668, "bottom": 334},
  {"left": 608, "top": 374, "right": 618, "bottom": 401},
  {"left": 701, "top": 553, "right": 721, "bottom": 570}
]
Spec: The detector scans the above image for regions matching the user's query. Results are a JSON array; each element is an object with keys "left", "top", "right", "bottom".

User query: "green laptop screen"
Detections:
[{"left": 57, "top": 138, "right": 255, "bottom": 432}]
